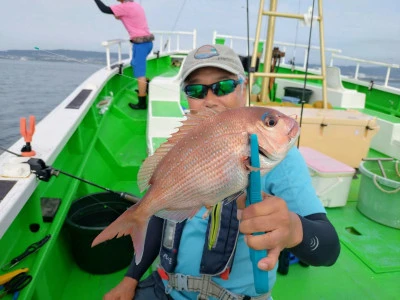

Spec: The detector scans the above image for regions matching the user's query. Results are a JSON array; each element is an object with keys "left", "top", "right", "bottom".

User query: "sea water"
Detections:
[
  {"left": 0, "top": 59, "right": 100, "bottom": 150},
  {"left": 1, "top": 58, "right": 399, "bottom": 153}
]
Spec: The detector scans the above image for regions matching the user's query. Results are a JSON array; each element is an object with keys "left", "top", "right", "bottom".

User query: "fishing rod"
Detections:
[
  {"left": 0, "top": 145, "right": 139, "bottom": 204},
  {"left": 297, "top": 0, "right": 316, "bottom": 148},
  {"left": 245, "top": 0, "right": 252, "bottom": 107},
  {"left": 0, "top": 146, "right": 22, "bottom": 157}
]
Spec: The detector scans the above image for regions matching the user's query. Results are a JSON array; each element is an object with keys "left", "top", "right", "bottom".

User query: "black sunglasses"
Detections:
[{"left": 183, "top": 78, "right": 244, "bottom": 99}]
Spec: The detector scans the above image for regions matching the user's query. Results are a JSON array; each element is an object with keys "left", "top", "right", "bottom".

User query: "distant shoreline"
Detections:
[
  {"left": 0, "top": 49, "right": 128, "bottom": 64},
  {"left": 1, "top": 49, "right": 399, "bottom": 88}
]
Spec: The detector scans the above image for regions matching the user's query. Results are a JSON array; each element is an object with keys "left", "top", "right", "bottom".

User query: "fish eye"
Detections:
[
  {"left": 265, "top": 115, "right": 278, "bottom": 127},
  {"left": 261, "top": 112, "right": 279, "bottom": 127}
]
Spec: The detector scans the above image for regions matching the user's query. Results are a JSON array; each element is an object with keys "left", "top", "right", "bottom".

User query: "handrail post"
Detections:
[
  {"left": 281, "top": 46, "right": 286, "bottom": 65},
  {"left": 118, "top": 42, "right": 122, "bottom": 65},
  {"left": 105, "top": 46, "right": 111, "bottom": 70},
  {"left": 355, "top": 63, "right": 360, "bottom": 80},
  {"left": 303, "top": 49, "right": 308, "bottom": 69},
  {"left": 385, "top": 67, "right": 391, "bottom": 87},
  {"left": 193, "top": 29, "right": 197, "bottom": 49}
]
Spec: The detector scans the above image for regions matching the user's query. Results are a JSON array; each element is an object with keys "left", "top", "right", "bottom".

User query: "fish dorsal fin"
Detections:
[
  {"left": 137, "top": 107, "right": 224, "bottom": 192},
  {"left": 137, "top": 144, "right": 174, "bottom": 192}
]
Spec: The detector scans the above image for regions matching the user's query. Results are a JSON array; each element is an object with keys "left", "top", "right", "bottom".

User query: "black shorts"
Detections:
[{"left": 134, "top": 271, "right": 173, "bottom": 300}]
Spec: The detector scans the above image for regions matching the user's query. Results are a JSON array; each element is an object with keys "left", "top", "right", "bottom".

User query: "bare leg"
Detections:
[
  {"left": 137, "top": 76, "right": 147, "bottom": 97},
  {"left": 129, "top": 77, "right": 148, "bottom": 110}
]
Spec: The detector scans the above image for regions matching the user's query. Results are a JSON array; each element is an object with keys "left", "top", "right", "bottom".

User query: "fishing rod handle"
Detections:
[
  {"left": 121, "top": 193, "right": 140, "bottom": 204},
  {"left": 246, "top": 134, "right": 269, "bottom": 294}
]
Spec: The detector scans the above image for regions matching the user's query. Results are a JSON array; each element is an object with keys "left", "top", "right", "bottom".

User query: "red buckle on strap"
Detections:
[
  {"left": 157, "top": 267, "right": 169, "bottom": 280},
  {"left": 220, "top": 268, "right": 230, "bottom": 280}
]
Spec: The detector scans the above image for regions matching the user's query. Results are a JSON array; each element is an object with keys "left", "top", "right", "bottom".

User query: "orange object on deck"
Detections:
[{"left": 20, "top": 115, "right": 36, "bottom": 157}]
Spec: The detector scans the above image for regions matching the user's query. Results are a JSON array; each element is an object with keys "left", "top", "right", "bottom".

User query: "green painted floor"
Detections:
[{"left": 273, "top": 165, "right": 400, "bottom": 300}]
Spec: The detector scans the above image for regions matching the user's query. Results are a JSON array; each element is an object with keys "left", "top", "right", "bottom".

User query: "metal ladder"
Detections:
[{"left": 249, "top": 0, "right": 328, "bottom": 107}]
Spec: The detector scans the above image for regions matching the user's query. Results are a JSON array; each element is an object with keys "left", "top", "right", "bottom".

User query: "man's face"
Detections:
[{"left": 184, "top": 67, "right": 247, "bottom": 112}]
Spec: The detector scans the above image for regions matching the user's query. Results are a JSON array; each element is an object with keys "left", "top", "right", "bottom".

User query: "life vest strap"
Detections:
[{"left": 158, "top": 267, "right": 270, "bottom": 300}]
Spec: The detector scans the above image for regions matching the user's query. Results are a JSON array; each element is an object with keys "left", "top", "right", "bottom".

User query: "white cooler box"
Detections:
[{"left": 299, "top": 147, "right": 355, "bottom": 207}]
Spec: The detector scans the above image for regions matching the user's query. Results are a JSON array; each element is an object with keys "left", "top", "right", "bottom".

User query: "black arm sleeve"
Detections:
[
  {"left": 289, "top": 213, "right": 340, "bottom": 266},
  {"left": 125, "top": 216, "right": 164, "bottom": 280},
  {"left": 94, "top": 0, "right": 114, "bottom": 14}
]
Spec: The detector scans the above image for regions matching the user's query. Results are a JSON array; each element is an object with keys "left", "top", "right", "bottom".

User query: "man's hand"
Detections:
[
  {"left": 237, "top": 192, "right": 303, "bottom": 271},
  {"left": 103, "top": 277, "right": 138, "bottom": 300}
]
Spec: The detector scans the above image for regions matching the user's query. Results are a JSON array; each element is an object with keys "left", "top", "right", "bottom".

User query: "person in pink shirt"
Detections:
[{"left": 94, "top": 0, "right": 154, "bottom": 109}]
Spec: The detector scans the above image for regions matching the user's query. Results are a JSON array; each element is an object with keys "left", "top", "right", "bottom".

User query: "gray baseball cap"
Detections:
[{"left": 180, "top": 44, "right": 245, "bottom": 82}]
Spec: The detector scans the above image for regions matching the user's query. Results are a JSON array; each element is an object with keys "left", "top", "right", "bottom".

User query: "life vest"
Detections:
[{"left": 159, "top": 199, "right": 239, "bottom": 279}]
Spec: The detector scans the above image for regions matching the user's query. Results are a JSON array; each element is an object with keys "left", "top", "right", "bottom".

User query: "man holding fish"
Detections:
[{"left": 100, "top": 44, "right": 340, "bottom": 300}]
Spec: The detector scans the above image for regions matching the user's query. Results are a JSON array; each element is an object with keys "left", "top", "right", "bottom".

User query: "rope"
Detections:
[{"left": 372, "top": 175, "right": 400, "bottom": 194}]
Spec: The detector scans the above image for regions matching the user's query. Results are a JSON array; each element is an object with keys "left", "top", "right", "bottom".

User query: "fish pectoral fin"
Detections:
[{"left": 156, "top": 208, "right": 200, "bottom": 222}]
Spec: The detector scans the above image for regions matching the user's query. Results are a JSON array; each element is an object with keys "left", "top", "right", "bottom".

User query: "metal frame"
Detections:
[{"left": 249, "top": 0, "right": 328, "bottom": 107}]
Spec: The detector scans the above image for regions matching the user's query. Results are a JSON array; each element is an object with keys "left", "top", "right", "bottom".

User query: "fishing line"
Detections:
[
  {"left": 245, "top": 0, "right": 252, "bottom": 107},
  {"left": 297, "top": 0, "right": 316, "bottom": 148},
  {"left": 162, "top": 0, "right": 188, "bottom": 51},
  {"left": 33, "top": 47, "right": 185, "bottom": 98},
  {"left": 33, "top": 45, "right": 226, "bottom": 102},
  {"left": 33, "top": 47, "right": 102, "bottom": 65}
]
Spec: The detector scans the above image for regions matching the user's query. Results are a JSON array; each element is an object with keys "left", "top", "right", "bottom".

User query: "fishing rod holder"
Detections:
[{"left": 20, "top": 116, "right": 36, "bottom": 157}]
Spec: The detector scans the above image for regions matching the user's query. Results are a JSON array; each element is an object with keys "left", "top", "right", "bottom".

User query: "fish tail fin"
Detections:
[{"left": 91, "top": 204, "right": 149, "bottom": 264}]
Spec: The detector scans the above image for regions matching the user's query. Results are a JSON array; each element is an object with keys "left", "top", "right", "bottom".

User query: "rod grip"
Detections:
[{"left": 246, "top": 134, "right": 269, "bottom": 294}]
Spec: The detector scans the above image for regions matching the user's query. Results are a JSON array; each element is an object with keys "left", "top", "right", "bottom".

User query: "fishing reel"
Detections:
[
  {"left": 26, "top": 158, "right": 54, "bottom": 182},
  {"left": 272, "top": 47, "right": 285, "bottom": 59}
]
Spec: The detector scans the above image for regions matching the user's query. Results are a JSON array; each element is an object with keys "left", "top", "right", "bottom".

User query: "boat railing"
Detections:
[
  {"left": 152, "top": 29, "right": 197, "bottom": 55},
  {"left": 212, "top": 31, "right": 342, "bottom": 69},
  {"left": 330, "top": 53, "right": 400, "bottom": 88},
  {"left": 101, "top": 39, "right": 131, "bottom": 70},
  {"left": 101, "top": 30, "right": 197, "bottom": 70}
]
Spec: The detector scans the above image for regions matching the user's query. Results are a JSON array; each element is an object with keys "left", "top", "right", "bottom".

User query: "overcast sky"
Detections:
[{"left": 1, "top": 0, "right": 399, "bottom": 64}]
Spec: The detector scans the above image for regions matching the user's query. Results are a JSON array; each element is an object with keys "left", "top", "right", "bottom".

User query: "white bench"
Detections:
[
  {"left": 369, "top": 115, "right": 400, "bottom": 160},
  {"left": 275, "top": 67, "right": 366, "bottom": 109},
  {"left": 146, "top": 57, "right": 187, "bottom": 155}
]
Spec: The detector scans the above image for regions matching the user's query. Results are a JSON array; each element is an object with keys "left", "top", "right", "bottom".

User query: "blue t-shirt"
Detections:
[{"left": 163, "top": 147, "right": 325, "bottom": 299}]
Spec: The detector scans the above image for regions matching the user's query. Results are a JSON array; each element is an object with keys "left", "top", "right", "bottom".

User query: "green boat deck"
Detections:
[
  {"left": 1, "top": 57, "right": 399, "bottom": 299},
  {"left": 274, "top": 171, "right": 400, "bottom": 299}
]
